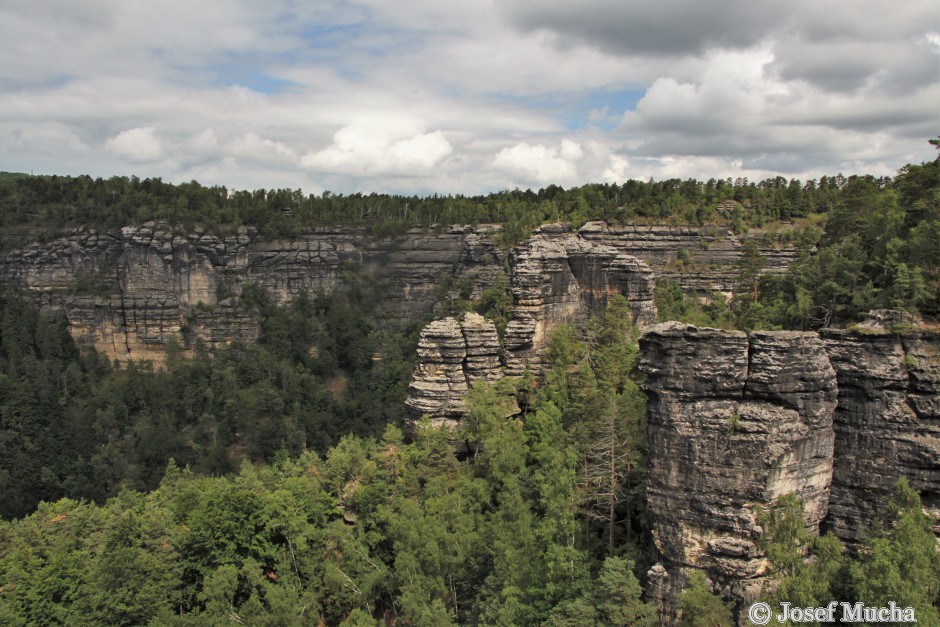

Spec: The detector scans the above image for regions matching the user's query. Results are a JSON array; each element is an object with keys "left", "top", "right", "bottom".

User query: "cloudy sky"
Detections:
[{"left": 2, "top": 0, "right": 938, "bottom": 195}]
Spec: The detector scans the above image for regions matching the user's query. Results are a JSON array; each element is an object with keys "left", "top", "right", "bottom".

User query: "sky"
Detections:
[{"left": 1, "top": 0, "right": 938, "bottom": 196}]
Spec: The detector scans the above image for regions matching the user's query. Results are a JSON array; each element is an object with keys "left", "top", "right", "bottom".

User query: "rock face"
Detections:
[
  {"left": 404, "top": 313, "right": 503, "bottom": 431},
  {"left": 503, "top": 225, "right": 657, "bottom": 375},
  {"left": 1, "top": 220, "right": 793, "bottom": 365},
  {"left": 405, "top": 226, "right": 658, "bottom": 426},
  {"left": 821, "top": 326, "right": 940, "bottom": 542},
  {"left": 639, "top": 322, "right": 838, "bottom": 621},
  {"left": 1, "top": 223, "right": 501, "bottom": 363},
  {"left": 578, "top": 221, "right": 796, "bottom": 293}
]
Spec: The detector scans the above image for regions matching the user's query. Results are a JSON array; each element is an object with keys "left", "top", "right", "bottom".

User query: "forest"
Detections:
[
  {"left": 0, "top": 145, "right": 938, "bottom": 624},
  {"left": 2, "top": 295, "right": 937, "bottom": 625}
]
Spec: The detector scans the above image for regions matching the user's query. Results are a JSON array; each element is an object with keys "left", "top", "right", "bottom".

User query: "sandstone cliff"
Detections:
[
  {"left": 1, "top": 220, "right": 793, "bottom": 364},
  {"left": 406, "top": 226, "right": 658, "bottom": 426},
  {"left": 404, "top": 313, "right": 504, "bottom": 432},
  {"left": 578, "top": 221, "right": 796, "bottom": 293},
  {"left": 0, "top": 223, "right": 501, "bottom": 363},
  {"left": 821, "top": 322, "right": 940, "bottom": 542},
  {"left": 639, "top": 322, "right": 838, "bottom": 621},
  {"left": 503, "top": 225, "right": 657, "bottom": 375}
]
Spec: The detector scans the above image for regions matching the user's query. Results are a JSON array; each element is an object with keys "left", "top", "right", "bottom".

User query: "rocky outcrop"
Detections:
[
  {"left": 405, "top": 313, "right": 504, "bottom": 430},
  {"left": 405, "top": 226, "right": 658, "bottom": 426},
  {"left": 1, "top": 223, "right": 502, "bottom": 363},
  {"left": 1, "top": 220, "right": 795, "bottom": 364},
  {"left": 639, "top": 323, "right": 838, "bottom": 621},
  {"left": 503, "top": 225, "right": 657, "bottom": 375},
  {"left": 578, "top": 221, "right": 796, "bottom": 293},
  {"left": 821, "top": 324, "right": 940, "bottom": 542}
]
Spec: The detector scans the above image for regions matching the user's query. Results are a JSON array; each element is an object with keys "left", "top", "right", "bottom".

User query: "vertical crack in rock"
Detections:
[
  {"left": 639, "top": 322, "right": 837, "bottom": 623},
  {"left": 405, "top": 313, "right": 503, "bottom": 433},
  {"left": 821, "top": 324, "right": 940, "bottom": 543},
  {"left": 406, "top": 227, "right": 658, "bottom": 428},
  {"left": 503, "top": 226, "right": 657, "bottom": 375},
  {"left": 0, "top": 223, "right": 491, "bottom": 365}
]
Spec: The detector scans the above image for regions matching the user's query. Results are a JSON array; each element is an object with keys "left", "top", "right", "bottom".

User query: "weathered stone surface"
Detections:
[
  {"left": 1, "top": 223, "right": 502, "bottom": 363},
  {"left": 1, "top": 220, "right": 797, "bottom": 366},
  {"left": 405, "top": 226, "right": 659, "bottom": 425},
  {"left": 405, "top": 313, "right": 504, "bottom": 432},
  {"left": 640, "top": 323, "right": 837, "bottom": 622},
  {"left": 821, "top": 327, "right": 940, "bottom": 542},
  {"left": 503, "top": 226, "right": 657, "bottom": 374},
  {"left": 578, "top": 221, "right": 797, "bottom": 294}
]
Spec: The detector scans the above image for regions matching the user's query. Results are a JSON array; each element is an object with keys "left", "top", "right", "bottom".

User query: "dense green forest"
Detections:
[
  {"left": 1, "top": 145, "right": 939, "bottom": 624},
  {"left": 654, "top": 152, "right": 940, "bottom": 327},
  {"left": 3, "top": 296, "right": 936, "bottom": 625},
  {"left": 0, "top": 168, "right": 865, "bottom": 239},
  {"left": 0, "top": 155, "right": 930, "bottom": 249},
  {"left": 0, "top": 284, "right": 419, "bottom": 521},
  {"left": 3, "top": 144, "right": 937, "bottom": 326}
]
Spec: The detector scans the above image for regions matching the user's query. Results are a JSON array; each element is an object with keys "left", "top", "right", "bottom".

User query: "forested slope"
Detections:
[{"left": 0, "top": 146, "right": 938, "bottom": 624}]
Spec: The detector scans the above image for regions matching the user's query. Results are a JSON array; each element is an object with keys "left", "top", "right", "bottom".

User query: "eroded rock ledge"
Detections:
[
  {"left": 821, "top": 325, "right": 940, "bottom": 542},
  {"left": 1, "top": 220, "right": 792, "bottom": 365},
  {"left": 404, "top": 313, "right": 503, "bottom": 432},
  {"left": 639, "top": 322, "right": 838, "bottom": 622},
  {"left": 639, "top": 319, "right": 940, "bottom": 623},
  {"left": 0, "top": 223, "right": 501, "bottom": 363},
  {"left": 405, "top": 227, "right": 658, "bottom": 427},
  {"left": 503, "top": 226, "right": 657, "bottom": 375}
]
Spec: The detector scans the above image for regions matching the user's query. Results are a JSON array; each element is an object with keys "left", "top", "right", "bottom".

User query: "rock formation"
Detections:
[
  {"left": 639, "top": 322, "right": 838, "bottom": 621},
  {"left": 1, "top": 220, "right": 794, "bottom": 365},
  {"left": 503, "top": 225, "right": 657, "bottom": 375},
  {"left": 821, "top": 321, "right": 940, "bottom": 542},
  {"left": 578, "top": 221, "right": 796, "bottom": 294},
  {"left": 405, "top": 226, "right": 658, "bottom": 426},
  {"left": 0, "top": 223, "right": 501, "bottom": 363},
  {"left": 405, "top": 313, "right": 503, "bottom": 431}
]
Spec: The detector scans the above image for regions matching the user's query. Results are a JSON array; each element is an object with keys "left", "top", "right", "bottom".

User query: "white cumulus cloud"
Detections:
[
  {"left": 493, "top": 140, "right": 584, "bottom": 185},
  {"left": 301, "top": 120, "right": 453, "bottom": 176},
  {"left": 227, "top": 132, "right": 297, "bottom": 164},
  {"left": 105, "top": 126, "right": 165, "bottom": 163}
]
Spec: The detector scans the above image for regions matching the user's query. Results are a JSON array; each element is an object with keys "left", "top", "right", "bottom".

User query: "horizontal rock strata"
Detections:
[
  {"left": 578, "top": 221, "right": 796, "bottom": 293},
  {"left": 1, "top": 223, "right": 501, "bottom": 363},
  {"left": 639, "top": 322, "right": 837, "bottom": 621},
  {"left": 2, "top": 220, "right": 796, "bottom": 364},
  {"left": 405, "top": 313, "right": 503, "bottom": 431},
  {"left": 503, "top": 226, "right": 657, "bottom": 375},
  {"left": 821, "top": 326, "right": 940, "bottom": 542}
]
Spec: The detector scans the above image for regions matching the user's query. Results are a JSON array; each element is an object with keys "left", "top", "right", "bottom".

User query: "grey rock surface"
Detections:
[
  {"left": 821, "top": 328, "right": 940, "bottom": 542},
  {"left": 639, "top": 323, "right": 837, "bottom": 622}
]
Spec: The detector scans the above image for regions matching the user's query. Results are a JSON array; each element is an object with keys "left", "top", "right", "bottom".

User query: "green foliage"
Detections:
[
  {"left": 677, "top": 570, "right": 735, "bottom": 627},
  {"left": 849, "top": 479, "right": 940, "bottom": 624},
  {"left": 474, "top": 269, "right": 513, "bottom": 336},
  {"left": 0, "top": 167, "right": 924, "bottom": 251},
  {"left": 2, "top": 148, "right": 938, "bottom": 622},
  {"left": 0, "top": 285, "right": 415, "bottom": 519},
  {"left": 654, "top": 280, "right": 730, "bottom": 327},
  {"left": 757, "top": 484, "right": 940, "bottom": 626},
  {"left": 757, "top": 153, "right": 940, "bottom": 326}
]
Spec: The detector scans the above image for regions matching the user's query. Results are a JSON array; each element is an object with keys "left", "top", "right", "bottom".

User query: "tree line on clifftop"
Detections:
[
  {"left": 0, "top": 149, "right": 933, "bottom": 247},
  {"left": 0, "top": 143, "right": 938, "bottom": 624}
]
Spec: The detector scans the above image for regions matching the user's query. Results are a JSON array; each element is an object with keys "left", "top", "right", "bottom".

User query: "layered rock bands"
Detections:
[
  {"left": 1, "top": 223, "right": 501, "bottom": 363},
  {"left": 502, "top": 226, "right": 657, "bottom": 375},
  {"left": 406, "top": 227, "right": 658, "bottom": 427},
  {"left": 640, "top": 323, "right": 838, "bottom": 621},
  {"left": 640, "top": 320, "right": 940, "bottom": 623},
  {"left": 404, "top": 313, "right": 504, "bottom": 432},
  {"left": 2, "top": 220, "right": 792, "bottom": 365},
  {"left": 821, "top": 324, "right": 940, "bottom": 542}
]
